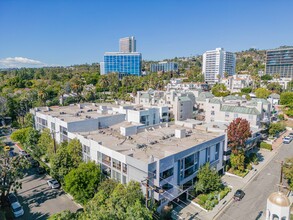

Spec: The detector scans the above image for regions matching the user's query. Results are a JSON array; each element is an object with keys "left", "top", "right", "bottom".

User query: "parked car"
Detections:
[
  {"left": 47, "top": 179, "right": 60, "bottom": 189},
  {"left": 289, "top": 133, "right": 293, "bottom": 139},
  {"left": 7, "top": 193, "right": 18, "bottom": 204},
  {"left": 233, "top": 189, "right": 245, "bottom": 201},
  {"left": 4, "top": 146, "right": 10, "bottom": 152},
  {"left": 11, "top": 202, "right": 24, "bottom": 218},
  {"left": 283, "top": 136, "right": 292, "bottom": 144},
  {"left": 37, "top": 167, "right": 46, "bottom": 175}
]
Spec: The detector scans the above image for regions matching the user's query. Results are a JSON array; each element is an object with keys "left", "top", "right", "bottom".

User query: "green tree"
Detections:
[
  {"left": 25, "top": 128, "right": 40, "bottom": 148},
  {"left": 195, "top": 163, "right": 222, "bottom": 194},
  {"left": 211, "top": 84, "right": 230, "bottom": 97},
  {"left": 80, "top": 180, "right": 152, "bottom": 220},
  {"left": 64, "top": 162, "right": 101, "bottom": 204},
  {"left": 241, "top": 87, "right": 252, "bottom": 94},
  {"left": 283, "top": 157, "right": 293, "bottom": 191},
  {"left": 48, "top": 210, "right": 77, "bottom": 220},
  {"left": 0, "top": 149, "right": 30, "bottom": 205},
  {"left": 37, "top": 128, "right": 54, "bottom": 157},
  {"left": 11, "top": 127, "right": 31, "bottom": 145},
  {"left": 269, "top": 122, "right": 285, "bottom": 136},
  {"left": 230, "top": 152, "right": 245, "bottom": 171},
  {"left": 227, "top": 118, "right": 252, "bottom": 154},
  {"left": 260, "top": 74, "right": 273, "bottom": 81},
  {"left": 255, "top": 88, "right": 271, "bottom": 99},
  {"left": 280, "top": 92, "right": 293, "bottom": 106},
  {"left": 267, "top": 82, "right": 282, "bottom": 93},
  {"left": 67, "top": 138, "right": 82, "bottom": 168}
]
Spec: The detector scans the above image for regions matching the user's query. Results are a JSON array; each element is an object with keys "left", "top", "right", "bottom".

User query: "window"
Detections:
[
  {"left": 97, "top": 151, "right": 102, "bottom": 161},
  {"left": 234, "top": 113, "right": 238, "bottom": 118},
  {"left": 185, "top": 154, "right": 194, "bottom": 169},
  {"left": 51, "top": 122, "right": 55, "bottom": 131},
  {"left": 248, "top": 115, "right": 253, "bottom": 120},
  {"left": 184, "top": 167, "right": 194, "bottom": 178},
  {"left": 112, "top": 159, "right": 121, "bottom": 170},
  {"left": 225, "top": 112, "right": 229, "bottom": 118},
  {"left": 160, "top": 167, "right": 173, "bottom": 179},
  {"left": 162, "top": 183, "right": 173, "bottom": 190},
  {"left": 211, "top": 111, "right": 215, "bottom": 115},
  {"left": 206, "top": 147, "right": 210, "bottom": 162},
  {"left": 122, "top": 164, "right": 127, "bottom": 174},
  {"left": 215, "top": 143, "right": 220, "bottom": 160}
]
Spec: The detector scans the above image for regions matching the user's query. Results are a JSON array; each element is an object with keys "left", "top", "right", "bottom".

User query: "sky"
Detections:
[{"left": 0, "top": 0, "right": 293, "bottom": 68}]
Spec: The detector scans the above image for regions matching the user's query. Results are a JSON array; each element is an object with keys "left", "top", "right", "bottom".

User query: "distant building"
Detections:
[
  {"left": 150, "top": 61, "right": 178, "bottom": 72},
  {"left": 202, "top": 48, "right": 236, "bottom": 84},
  {"left": 100, "top": 37, "right": 141, "bottom": 76},
  {"left": 100, "top": 62, "right": 105, "bottom": 75},
  {"left": 103, "top": 52, "right": 142, "bottom": 76},
  {"left": 265, "top": 47, "right": 293, "bottom": 78},
  {"left": 119, "top": 36, "right": 136, "bottom": 53}
]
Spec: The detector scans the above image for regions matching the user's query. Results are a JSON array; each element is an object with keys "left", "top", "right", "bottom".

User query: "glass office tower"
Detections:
[
  {"left": 265, "top": 48, "right": 293, "bottom": 78},
  {"left": 103, "top": 52, "right": 142, "bottom": 76},
  {"left": 119, "top": 36, "right": 136, "bottom": 53}
]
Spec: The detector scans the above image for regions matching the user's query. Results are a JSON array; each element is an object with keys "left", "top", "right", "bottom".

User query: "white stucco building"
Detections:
[
  {"left": 202, "top": 48, "right": 236, "bottom": 84},
  {"left": 31, "top": 103, "right": 227, "bottom": 211}
]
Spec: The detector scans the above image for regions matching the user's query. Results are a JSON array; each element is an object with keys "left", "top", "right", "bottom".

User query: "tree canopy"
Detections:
[
  {"left": 227, "top": 118, "right": 252, "bottom": 154},
  {"left": 64, "top": 162, "right": 101, "bottom": 204},
  {"left": 255, "top": 88, "right": 271, "bottom": 99}
]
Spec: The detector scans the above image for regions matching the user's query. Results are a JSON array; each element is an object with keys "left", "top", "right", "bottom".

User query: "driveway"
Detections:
[
  {"left": 17, "top": 172, "right": 80, "bottom": 220},
  {"left": 217, "top": 141, "right": 293, "bottom": 220}
]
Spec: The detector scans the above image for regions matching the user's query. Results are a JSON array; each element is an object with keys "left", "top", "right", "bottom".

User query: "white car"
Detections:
[
  {"left": 11, "top": 202, "right": 24, "bottom": 218},
  {"left": 283, "top": 136, "right": 292, "bottom": 144},
  {"left": 47, "top": 179, "right": 60, "bottom": 189}
]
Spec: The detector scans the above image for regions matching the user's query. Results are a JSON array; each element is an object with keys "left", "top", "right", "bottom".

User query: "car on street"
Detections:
[
  {"left": 11, "top": 201, "right": 24, "bottom": 218},
  {"left": 47, "top": 179, "right": 60, "bottom": 189},
  {"left": 7, "top": 193, "right": 18, "bottom": 204},
  {"left": 283, "top": 136, "right": 292, "bottom": 144},
  {"left": 4, "top": 146, "right": 10, "bottom": 152},
  {"left": 233, "top": 189, "right": 245, "bottom": 201},
  {"left": 289, "top": 133, "right": 293, "bottom": 139}
]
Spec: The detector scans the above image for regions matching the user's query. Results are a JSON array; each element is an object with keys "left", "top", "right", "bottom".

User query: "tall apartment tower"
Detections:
[
  {"left": 202, "top": 48, "right": 236, "bottom": 84},
  {"left": 119, "top": 36, "right": 136, "bottom": 53},
  {"left": 265, "top": 47, "right": 293, "bottom": 78}
]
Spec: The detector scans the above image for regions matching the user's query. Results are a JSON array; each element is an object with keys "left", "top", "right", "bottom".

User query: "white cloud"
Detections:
[{"left": 0, "top": 57, "right": 47, "bottom": 68}]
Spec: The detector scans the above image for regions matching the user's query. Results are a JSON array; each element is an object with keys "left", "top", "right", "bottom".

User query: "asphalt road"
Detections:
[
  {"left": 218, "top": 141, "right": 293, "bottom": 220},
  {"left": 2, "top": 136, "right": 80, "bottom": 219}
]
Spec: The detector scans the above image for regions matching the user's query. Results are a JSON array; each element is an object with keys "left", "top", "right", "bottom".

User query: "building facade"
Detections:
[
  {"left": 150, "top": 61, "right": 178, "bottom": 73},
  {"left": 202, "top": 48, "right": 236, "bottom": 84},
  {"left": 103, "top": 52, "right": 142, "bottom": 76},
  {"left": 265, "top": 47, "right": 293, "bottom": 78},
  {"left": 119, "top": 36, "right": 136, "bottom": 53},
  {"left": 30, "top": 103, "right": 226, "bottom": 212}
]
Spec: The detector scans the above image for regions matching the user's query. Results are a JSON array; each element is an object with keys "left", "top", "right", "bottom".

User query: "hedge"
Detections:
[{"left": 260, "top": 142, "right": 272, "bottom": 151}]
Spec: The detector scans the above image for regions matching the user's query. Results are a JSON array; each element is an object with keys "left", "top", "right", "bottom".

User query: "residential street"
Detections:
[
  {"left": 2, "top": 136, "right": 80, "bottom": 219},
  {"left": 217, "top": 141, "right": 293, "bottom": 220}
]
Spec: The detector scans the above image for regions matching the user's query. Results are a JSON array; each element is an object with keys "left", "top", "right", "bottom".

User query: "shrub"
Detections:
[
  {"left": 247, "top": 164, "right": 252, "bottom": 170},
  {"left": 278, "top": 114, "right": 285, "bottom": 120},
  {"left": 260, "top": 142, "right": 272, "bottom": 151},
  {"left": 219, "top": 187, "right": 231, "bottom": 200}
]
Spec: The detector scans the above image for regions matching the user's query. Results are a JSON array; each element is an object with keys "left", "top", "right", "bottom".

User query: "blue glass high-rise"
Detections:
[{"left": 103, "top": 52, "right": 142, "bottom": 76}]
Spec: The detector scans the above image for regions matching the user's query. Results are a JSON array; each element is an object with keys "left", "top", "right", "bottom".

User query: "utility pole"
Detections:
[{"left": 145, "top": 177, "right": 149, "bottom": 209}]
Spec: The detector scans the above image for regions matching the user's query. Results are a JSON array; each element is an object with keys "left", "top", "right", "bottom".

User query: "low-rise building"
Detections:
[{"left": 31, "top": 103, "right": 226, "bottom": 212}]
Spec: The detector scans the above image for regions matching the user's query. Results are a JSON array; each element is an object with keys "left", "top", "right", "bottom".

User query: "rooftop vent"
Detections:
[{"left": 175, "top": 129, "right": 186, "bottom": 139}]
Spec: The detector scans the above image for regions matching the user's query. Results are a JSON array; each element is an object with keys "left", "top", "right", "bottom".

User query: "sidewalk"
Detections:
[{"left": 174, "top": 134, "right": 286, "bottom": 220}]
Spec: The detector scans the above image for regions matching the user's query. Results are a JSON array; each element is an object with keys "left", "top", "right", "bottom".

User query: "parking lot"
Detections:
[{"left": 3, "top": 137, "right": 80, "bottom": 219}]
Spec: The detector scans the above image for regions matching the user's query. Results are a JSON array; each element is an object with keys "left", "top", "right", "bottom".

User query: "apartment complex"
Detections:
[
  {"left": 31, "top": 103, "right": 226, "bottom": 211},
  {"left": 220, "top": 74, "right": 253, "bottom": 93},
  {"left": 101, "top": 37, "right": 142, "bottom": 76},
  {"left": 119, "top": 36, "right": 136, "bottom": 53},
  {"left": 202, "top": 48, "right": 236, "bottom": 84},
  {"left": 265, "top": 47, "right": 293, "bottom": 78},
  {"left": 150, "top": 61, "right": 178, "bottom": 73}
]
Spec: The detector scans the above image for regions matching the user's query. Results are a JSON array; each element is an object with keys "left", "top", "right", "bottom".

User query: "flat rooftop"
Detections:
[
  {"left": 77, "top": 123, "right": 222, "bottom": 163},
  {"left": 35, "top": 103, "right": 125, "bottom": 123}
]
